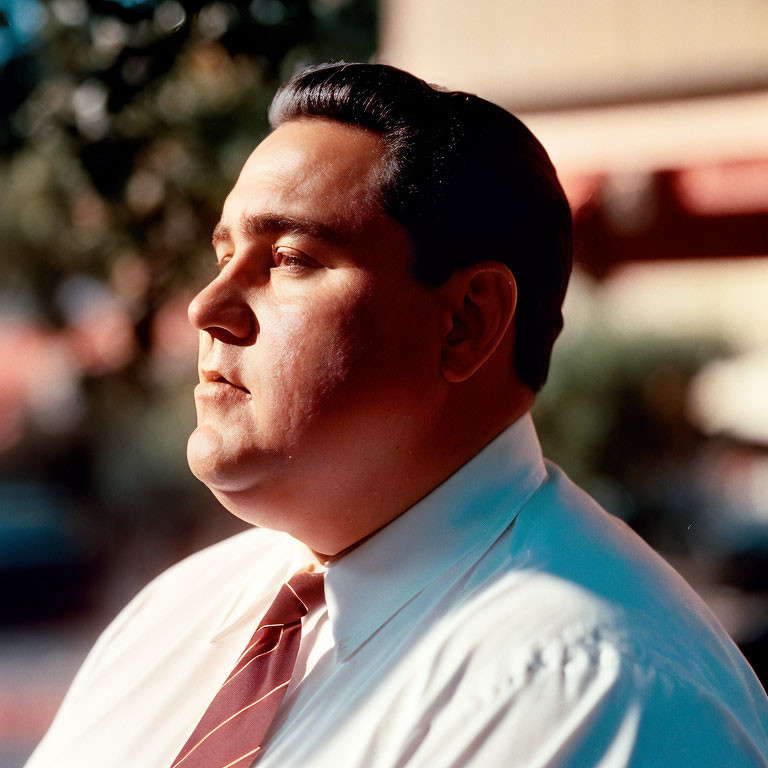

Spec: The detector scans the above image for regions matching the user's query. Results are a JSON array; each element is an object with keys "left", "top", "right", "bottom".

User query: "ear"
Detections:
[{"left": 440, "top": 262, "right": 517, "bottom": 383}]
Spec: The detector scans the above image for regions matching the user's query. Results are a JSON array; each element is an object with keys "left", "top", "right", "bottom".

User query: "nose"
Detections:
[{"left": 188, "top": 271, "right": 256, "bottom": 344}]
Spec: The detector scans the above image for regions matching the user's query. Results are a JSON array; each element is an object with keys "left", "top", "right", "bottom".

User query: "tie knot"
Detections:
[
  {"left": 288, "top": 570, "right": 326, "bottom": 612},
  {"left": 260, "top": 570, "right": 325, "bottom": 628}
]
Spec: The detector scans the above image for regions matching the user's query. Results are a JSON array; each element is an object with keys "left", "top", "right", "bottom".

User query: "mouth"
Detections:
[{"left": 201, "top": 368, "right": 251, "bottom": 395}]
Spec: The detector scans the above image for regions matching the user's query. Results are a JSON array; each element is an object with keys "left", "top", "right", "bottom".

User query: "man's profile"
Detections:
[{"left": 27, "top": 62, "right": 768, "bottom": 767}]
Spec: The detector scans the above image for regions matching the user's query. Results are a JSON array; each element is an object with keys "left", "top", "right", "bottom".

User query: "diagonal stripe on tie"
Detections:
[{"left": 170, "top": 571, "right": 325, "bottom": 768}]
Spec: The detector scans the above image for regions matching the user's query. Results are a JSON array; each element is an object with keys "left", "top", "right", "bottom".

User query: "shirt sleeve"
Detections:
[{"left": 406, "top": 645, "right": 768, "bottom": 768}]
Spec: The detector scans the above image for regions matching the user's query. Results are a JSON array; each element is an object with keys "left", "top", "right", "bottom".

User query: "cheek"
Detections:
[
  {"left": 349, "top": 283, "right": 438, "bottom": 386},
  {"left": 257, "top": 289, "right": 362, "bottom": 430}
]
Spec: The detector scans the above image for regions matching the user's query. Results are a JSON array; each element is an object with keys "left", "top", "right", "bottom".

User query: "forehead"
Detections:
[{"left": 222, "top": 118, "right": 385, "bottom": 234}]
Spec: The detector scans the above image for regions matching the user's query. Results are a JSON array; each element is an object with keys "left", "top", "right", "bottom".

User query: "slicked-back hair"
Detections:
[{"left": 269, "top": 62, "right": 572, "bottom": 392}]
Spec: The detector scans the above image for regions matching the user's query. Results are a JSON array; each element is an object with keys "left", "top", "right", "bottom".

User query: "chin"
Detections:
[
  {"left": 187, "top": 423, "right": 290, "bottom": 494},
  {"left": 187, "top": 425, "right": 252, "bottom": 492}
]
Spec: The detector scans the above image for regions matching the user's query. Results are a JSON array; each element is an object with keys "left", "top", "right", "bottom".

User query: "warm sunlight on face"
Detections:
[{"left": 186, "top": 119, "right": 443, "bottom": 543}]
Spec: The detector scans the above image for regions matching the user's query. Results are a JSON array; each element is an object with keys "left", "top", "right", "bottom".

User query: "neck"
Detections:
[{"left": 310, "top": 384, "right": 535, "bottom": 558}]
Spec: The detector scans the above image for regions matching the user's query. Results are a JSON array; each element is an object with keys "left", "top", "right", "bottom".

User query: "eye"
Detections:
[
  {"left": 271, "top": 245, "right": 318, "bottom": 273},
  {"left": 216, "top": 253, "right": 233, "bottom": 273}
]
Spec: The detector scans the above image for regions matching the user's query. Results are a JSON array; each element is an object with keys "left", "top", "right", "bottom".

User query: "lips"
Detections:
[{"left": 201, "top": 368, "right": 250, "bottom": 394}]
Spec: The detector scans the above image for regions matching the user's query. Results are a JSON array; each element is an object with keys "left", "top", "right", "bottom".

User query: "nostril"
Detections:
[{"left": 187, "top": 282, "right": 255, "bottom": 343}]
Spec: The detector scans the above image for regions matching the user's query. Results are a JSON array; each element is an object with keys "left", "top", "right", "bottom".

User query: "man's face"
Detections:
[{"left": 187, "top": 118, "right": 444, "bottom": 546}]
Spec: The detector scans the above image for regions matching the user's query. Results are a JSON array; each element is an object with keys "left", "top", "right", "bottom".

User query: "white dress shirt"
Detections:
[{"left": 26, "top": 414, "right": 768, "bottom": 767}]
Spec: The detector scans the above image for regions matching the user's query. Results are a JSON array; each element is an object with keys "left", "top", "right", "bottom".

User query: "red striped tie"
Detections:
[{"left": 170, "top": 571, "right": 325, "bottom": 768}]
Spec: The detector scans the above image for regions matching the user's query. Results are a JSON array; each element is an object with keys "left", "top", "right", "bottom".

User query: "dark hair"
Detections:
[{"left": 269, "top": 62, "right": 572, "bottom": 392}]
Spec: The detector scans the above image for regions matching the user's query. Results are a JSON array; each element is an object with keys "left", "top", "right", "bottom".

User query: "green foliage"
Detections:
[{"left": 1, "top": 0, "right": 376, "bottom": 310}]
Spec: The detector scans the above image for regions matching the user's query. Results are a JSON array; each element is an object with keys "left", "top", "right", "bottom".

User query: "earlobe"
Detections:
[{"left": 440, "top": 262, "right": 517, "bottom": 383}]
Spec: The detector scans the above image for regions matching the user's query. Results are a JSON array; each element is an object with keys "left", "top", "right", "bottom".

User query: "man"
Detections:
[{"left": 27, "top": 63, "right": 768, "bottom": 767}]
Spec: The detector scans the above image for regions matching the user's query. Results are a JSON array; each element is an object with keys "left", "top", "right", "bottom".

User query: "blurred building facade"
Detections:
[{"left": 381, "top": 0, "right": 768, "bottom": 269}]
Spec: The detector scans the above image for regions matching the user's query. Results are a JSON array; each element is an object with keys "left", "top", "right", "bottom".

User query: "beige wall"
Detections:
[{"left": 380, "top": 0, "right": 768, "bottom": 109}]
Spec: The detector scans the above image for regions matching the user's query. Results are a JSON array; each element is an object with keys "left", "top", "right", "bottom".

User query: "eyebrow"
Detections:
[{"left": 211, "top": 213, "right": 348, "bottom": 247}]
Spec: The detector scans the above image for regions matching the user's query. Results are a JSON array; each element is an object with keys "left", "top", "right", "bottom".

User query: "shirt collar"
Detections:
[{"left": 325, "top": 412, "right": 546, "bottom": 661}]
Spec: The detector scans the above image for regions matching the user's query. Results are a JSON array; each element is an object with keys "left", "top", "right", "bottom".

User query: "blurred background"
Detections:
[{"left": 1, "top": 0, "right": 767, "bottom": 764}]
